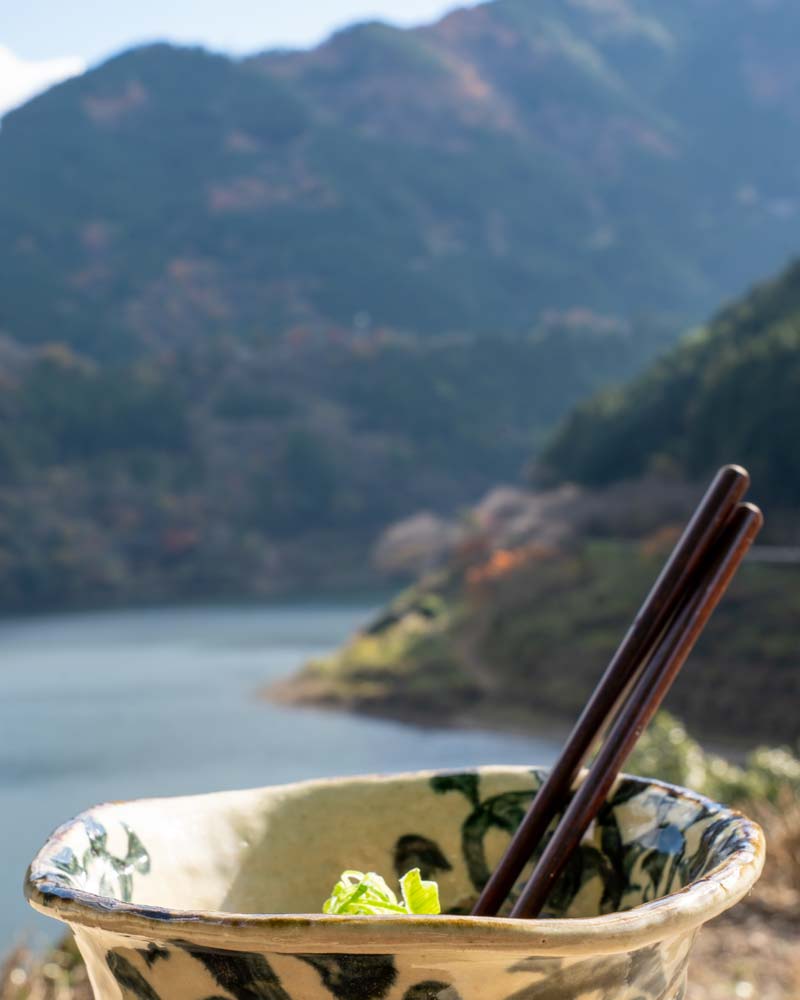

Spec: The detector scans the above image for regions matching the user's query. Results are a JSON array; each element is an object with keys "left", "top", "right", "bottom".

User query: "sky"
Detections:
[{"left": 0, "top": 0, "right": 476, "bottom": 116}]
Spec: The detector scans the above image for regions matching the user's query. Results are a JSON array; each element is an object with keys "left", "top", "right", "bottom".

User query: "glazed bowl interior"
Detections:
[{"left": 29, "top": 766, "right": 757, "bottom": 923}]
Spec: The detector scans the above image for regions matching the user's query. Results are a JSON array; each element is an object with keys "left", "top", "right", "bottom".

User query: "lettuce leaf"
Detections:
[
  {"left": 399, "top": 867, "right": 441, "bottom": 914},
  {"left": 322, "top": 868, "right": 441, "bottom": 915}
]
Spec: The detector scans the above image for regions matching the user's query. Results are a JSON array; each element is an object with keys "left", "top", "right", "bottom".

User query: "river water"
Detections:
[{"left": 0, "top": 599, "right": 559, "bottom": 950}]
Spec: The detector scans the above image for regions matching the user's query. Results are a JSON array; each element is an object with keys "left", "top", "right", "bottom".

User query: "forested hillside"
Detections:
[
  {"left": 542, "top": 260, "right": 800, "bottom": 506},
  {"left": 2, "top": 0, "right": 800, "bottom": 355},
  {"left": 0, "top": 320, "right": 664, "bottom": 610}
]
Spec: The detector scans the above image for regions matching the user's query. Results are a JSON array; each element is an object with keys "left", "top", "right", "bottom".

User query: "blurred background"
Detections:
[{"left": 1, "top": 2, "right": 799, "bottom": 997}]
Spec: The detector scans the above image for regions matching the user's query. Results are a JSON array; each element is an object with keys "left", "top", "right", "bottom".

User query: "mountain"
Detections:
[
  {"left": 541, "top": 259, "right": 800, "bottom": 506},
  {"left": 2, "top": 0, "right": 800, "bottom": 357},
  {"left": 2, "top": 0, "right": 800, "bottom": 609}
]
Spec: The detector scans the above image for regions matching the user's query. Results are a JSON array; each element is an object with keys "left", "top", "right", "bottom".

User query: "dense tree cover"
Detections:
[
  {"left": 541, "top": 261, "right": 800, "bottom": 506},
  {"left": 0, "top": 321, "right": 665, "bottom": 611},
  {"left": 19, "top": 360, "right": 188, "bottom": 462},
  {"left": 3, "top": 1, "right": 800, "bottom": 355}
]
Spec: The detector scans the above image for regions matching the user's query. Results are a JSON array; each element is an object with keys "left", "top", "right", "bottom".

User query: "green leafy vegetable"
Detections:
[
  {"left": 322, "top": 868, "right": 441, "bottom": 915},
  {"left": 399, "top": 867, "right": 441, "bottom": 914}
]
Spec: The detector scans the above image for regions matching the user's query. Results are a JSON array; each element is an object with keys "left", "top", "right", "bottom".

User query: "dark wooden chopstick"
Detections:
[
  {"left": 471, "top": 465, "right": 750, "bottom": 916},
  {"left": 510, "top": 501, "right": 763, "bottom": 918}
]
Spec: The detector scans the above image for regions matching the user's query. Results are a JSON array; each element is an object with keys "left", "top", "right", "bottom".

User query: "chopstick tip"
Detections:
[
  {"left": 738, "top": 500, "right": 763, "bottom": 526},
  {"left": 720, "top": 463, "right": 750, "bottom": 486},
  {"left": 727, "top": 501, "right": 764, "bottom": 543}
]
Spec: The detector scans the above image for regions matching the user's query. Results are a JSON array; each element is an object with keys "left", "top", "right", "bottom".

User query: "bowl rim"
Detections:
[{"left": 26, "top": 766, "right": 765, "bottom": 956}]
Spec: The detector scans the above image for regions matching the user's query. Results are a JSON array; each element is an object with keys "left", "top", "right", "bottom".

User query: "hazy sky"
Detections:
[{"left": 1, "top": 0, "right": 475, "bottom": 115}]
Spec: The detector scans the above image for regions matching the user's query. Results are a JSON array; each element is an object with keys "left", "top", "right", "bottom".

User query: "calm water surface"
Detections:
[{"left": 0, "top": 599, "right": 559, "bottom": 950}]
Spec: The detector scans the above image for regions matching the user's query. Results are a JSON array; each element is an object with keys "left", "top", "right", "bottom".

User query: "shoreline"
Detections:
[
  {"left": 265, "top": 677, "right": 754, "bottom": 763},
  {"left": 0, "top": 587, "right": 394, "bottom": 626}
]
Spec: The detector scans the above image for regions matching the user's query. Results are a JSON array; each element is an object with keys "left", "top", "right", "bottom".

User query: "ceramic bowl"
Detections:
[{"left": 26, "top": 766, "right": 764, "bottom": 1000}]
